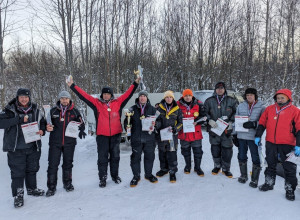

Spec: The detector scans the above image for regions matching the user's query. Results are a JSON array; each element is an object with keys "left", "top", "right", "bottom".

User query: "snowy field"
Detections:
[{"left": 0, "top": 129, "right": 299, "bottom": 220}]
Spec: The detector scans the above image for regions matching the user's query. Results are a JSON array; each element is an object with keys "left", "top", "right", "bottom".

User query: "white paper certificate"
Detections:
[
  {"left": 211, "top": 118, "right": 228, "bottom": 136},
  {"left": 21, "top": 122, "right": 41, "bottom": 143},
  {"left": 65, "top": 121, "right": 81, "bottom": 138},
  {"left": 160, "top": 126, "right": 173, "bottom": 141},
  {"left": 183, "top": 118, "right": 195, "bottom": 133},
  {"left": 235, "top": 116, "right": 249, "bottom": 132},
  {"left": 286, "top": 152, "right": 300, "bottom": 166},
  {"left": 142, "top": 116, "right": 156, "bottom": 131}
]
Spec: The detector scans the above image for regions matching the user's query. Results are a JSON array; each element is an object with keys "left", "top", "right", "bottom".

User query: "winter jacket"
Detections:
[
  {"left": 0, "top": 98, "right": 46, "bottom": 152},
  {"left": 256, "top": 89, "right": 300, "bottom": 146},
  {"left": 70, "top": 82, "right": 138, "bottom": 136},
  {"left": 155, "top": 99, "right": 183, "bottom": 144},
  {"left": 235, "top": 100, "right": 265, "bottom": 140},
  {"left": 177, "top": 97, "right": 206, "bottom": 141},
  {"left": 49, "top": 101, "right": 84, "bottom": 146},
  {"left": 204, "top": 93, "right": 238, "bottom": 133},
  {"left": 123, "top": 98, "right": 157, "bottom": 143}
]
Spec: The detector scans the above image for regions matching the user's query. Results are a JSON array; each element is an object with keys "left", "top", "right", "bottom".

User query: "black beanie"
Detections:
[
  {"left": 215, "top": 82, "right": 226, "bottom": 90},
  {"left": 243, "top": 88, "right": 258, "bottom": 100},
  {"left": 16, "top": 88, "right": 31, "bottom": 97},
  {"left": 100, "top": 87, "right": 114, "bottom": 99}
]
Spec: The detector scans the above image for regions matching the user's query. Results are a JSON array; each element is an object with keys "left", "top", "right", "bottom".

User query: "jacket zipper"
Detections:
[
  {"left": 109, "top": 111, "right": 111, "bottom": 136},
  {"left": 274, "top": 113, "right": 280, "bottom": 144},
  {"left": 62, "top": 112, "right": 66, "bottom": 146},
  {"left": 35, "top": 109, "right": 40, "bottom": 151}
]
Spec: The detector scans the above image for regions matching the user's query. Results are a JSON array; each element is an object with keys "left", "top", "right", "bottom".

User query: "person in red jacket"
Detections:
[
  {"left": 255, "top": 89, "right": 300, "bottom": 201},
  {"left": 177, "top": 89, "right": 206, "bottom": 176},
  {"left": 67, "top": 77, "right": 139, "bottom": 188}
]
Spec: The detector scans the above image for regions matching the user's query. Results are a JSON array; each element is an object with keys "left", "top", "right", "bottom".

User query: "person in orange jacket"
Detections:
[{"left": 177, "top": 89, "right": 206, "bottom": 176}]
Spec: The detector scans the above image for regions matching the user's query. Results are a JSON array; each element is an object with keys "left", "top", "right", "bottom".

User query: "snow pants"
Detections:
[
  {"left": 96, "top": 134, "right": 122, "bottom": 180},
  {"left": 264, "top": 141, "right": 297, "bottom": 191},
  {"left": 130, "top": 141, "right": 156, "bottom": 177},
  {"left": 7, "top": 145, "right": 41, "bottom": 197},
  {"left": 180, "top": 140, "right": 203, "bottom": 170}
]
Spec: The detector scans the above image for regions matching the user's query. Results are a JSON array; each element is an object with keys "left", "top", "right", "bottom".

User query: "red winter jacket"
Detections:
[
  {"left": 70, "top": 82, "right": 138, "bottom": 136},
  {"left": 177, "top": 97, "right": 205, "bottom": 141},
  {"left": 258, "top": 89, "right": 300, "bottom": 145}
]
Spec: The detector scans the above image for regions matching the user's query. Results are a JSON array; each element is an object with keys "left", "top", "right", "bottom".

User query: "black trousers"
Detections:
[
  {"left": 180, "top": 140, "right": 203, "bottom": 170},
  {"left": 264, "top": 141, "right": 297, "bottom": 190},
  {"left": 158, "top": 141, "right": 178, "bottom": 174},
  {"left": 7, "top": 145, "right": 41, "bottom": 197},
  {"left": 131, "top": 141, "right": 156, "bottom": 177},
  {"left": 47, "top": 144, "right": 75, "bottom": 187},
  {"left": 96, "top": 134, "right": 121, "bottom": 179},
  {"left": 211, "top": 144, "right": 233, "bottom": 172}
]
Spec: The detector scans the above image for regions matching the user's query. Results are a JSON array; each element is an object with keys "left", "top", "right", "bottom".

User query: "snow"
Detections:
[{"left": 0, "top": 129, "right": 299, "bottom": 220}]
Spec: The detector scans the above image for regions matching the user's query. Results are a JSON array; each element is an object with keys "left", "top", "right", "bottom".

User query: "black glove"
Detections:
[
  {"left": 78, "top": 123, "right": 86, "bottom": 139},
  {"left": 232, "top": 134, "right": 239, "bottom": 147},
  {"left": 171, "top": 125, "right": 177, "bottom": 134},
  {"left": 243, "top": 121, "right": 257, "bottom": 129},
  {"left": 79, "top": 130, "right": 86, "bottom": 139}
]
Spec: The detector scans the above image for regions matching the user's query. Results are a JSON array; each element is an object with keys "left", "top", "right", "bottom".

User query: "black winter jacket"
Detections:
[
  {"left": 204, "top": 93, "right": 238, "bottom": 132},
  {"left": 155, "top": 99, "right": 183, "bottom": 144},
  {"left": 49, "top": 101, "right": 84, "bottom": 146},
  {"left": 123, "top": 98, "right": 157, "bottom": 143},
  {"left": 0, "top": 98, "right": 46, "bottom": 152}
]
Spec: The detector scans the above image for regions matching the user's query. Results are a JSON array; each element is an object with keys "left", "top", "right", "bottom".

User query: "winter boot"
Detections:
[
  {"left": 99, "top": 175, "right": 107, "bottom": 188},
  {"left": 170, "top": 173, "right": 176, "bottom": 183},
  {"left": 46, "top": 189, "right": 56, "bottom": 197},
  {"left": 222, "top": 170, "right": 233, "bottom": 178},
  {"left": 63, "top": 170, "right": 74, "bottom": 192},
  {"left": 145, "top": 174, "right": 158, "bottom": 183},
  {"left": 259, "top": 175, "right": 275, "bottom": 191},
  {"left": 195, "top": 168, "right": 204, "bottom": 177},
  {"left": 112, "top": 176, "right": 122, "bottom": 184},
  {"left": 130, "top": 176, "right": 141, "bottom": 187},
  {"left": 183, "top": 156, "right": 191, "bottom": 174},
  {"left": 27, "top": 188, "right": 45, "bottom": 196},
  {"left": 64, "top": 183, "right": 74, "bottom": 192},
  {"left": 14, "top": 188, "right": 24, "bottom": 208},
  {"left": 286, "top": 190, "right": 295, "bottom": 201},
  {"left": 184, "top": 167, "right": 191, "bottom": 174},
  {"left": 211, "top": 167, "right": 221, "bottom": 175},
  {"left": 156, "top": 170, "right": 169, "bottom": 177},
  {"left": 46, "top": 174, "right": 57, "bottom": 197},
  {"left": 249, "top": 164, "right": 261, "bottom": 188},
  {"left": 259, "top": 183, "right": 274, "bottom": 191},
  {"left": 285, "top": 182, "right": 295, "bottom": 201},
  {"left": 238, "top": 162, "right": 248, "bottom": 184}
]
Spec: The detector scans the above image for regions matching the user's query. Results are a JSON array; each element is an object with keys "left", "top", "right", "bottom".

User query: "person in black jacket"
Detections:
[
  {"left": 155, "top": 90, "right": 183, "bottom": 183},
  {"left": 204, "top": 82, "right": 238, "bottom": 178},
  {"left": 0, "top": 88, "right": 46, "bottom": 208},
  {"left": 124, "top": 91, "right": 158, "bottom": 187},
  {"left": 45, "top": 91, "right": 86, "bottom": 197}
]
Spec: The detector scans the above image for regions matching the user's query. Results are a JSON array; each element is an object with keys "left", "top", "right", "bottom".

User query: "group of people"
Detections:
[{"left": 1, "top": 76, "right": 300, "bottom": 209}]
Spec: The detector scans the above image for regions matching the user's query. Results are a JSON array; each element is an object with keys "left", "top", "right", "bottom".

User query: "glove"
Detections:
[
  {"left": 255, "top": 137, "right": 261, "bottom": 146},
  {"left": 208, "top": 119, "right": 218, "bottom": 128},
  {"left": 171, "top": 125, "right": 177, "bottom": 134},
  {"left": 79, "top": 130, "right": 87, "bottom": 139},
  {"left": 243, "top": 121, "right": 257, "bottom": 129},
  {"left": 232, "top": 134, "right": 239, "bottom": 147},
  {"left": 78, "top": 123, "right": 86, "bottom": 139},
  {"left": 295, "top": 146, "right": 300, "bottom": 156}
]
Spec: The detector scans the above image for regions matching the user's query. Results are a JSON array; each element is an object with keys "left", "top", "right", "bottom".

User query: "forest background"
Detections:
[{"left": 0, "top": 0, "right": 299, "bottom": 112}]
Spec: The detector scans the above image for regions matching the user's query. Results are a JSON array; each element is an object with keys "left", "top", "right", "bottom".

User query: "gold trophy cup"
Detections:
[{"left": 124, "top": 109, "right": 134, "bottom": 136}]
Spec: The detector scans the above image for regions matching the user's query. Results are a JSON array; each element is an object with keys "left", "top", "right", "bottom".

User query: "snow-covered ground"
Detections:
[{"left": 0, "top": 129, "right": 299, "bottom": 220}]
